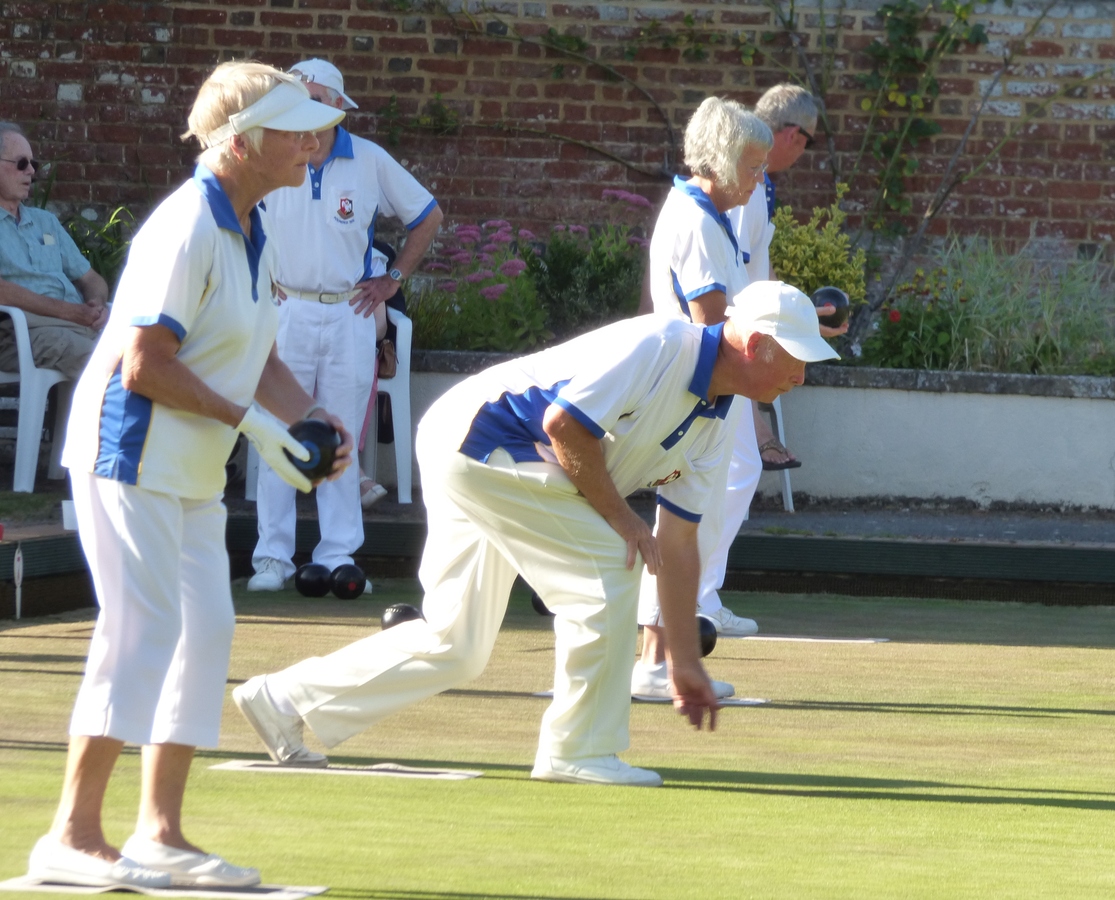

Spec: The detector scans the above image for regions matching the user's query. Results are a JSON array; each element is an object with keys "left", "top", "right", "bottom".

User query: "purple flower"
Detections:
[
  {"left": 569, "top": 225, "right": 588, "bottom": 235},
  {"left": 602, "top": 189, "right": 622, "bottom": 200},
  {"left": 518, "top": 228, "right": 536, "bottom": 240},
  {"left": 552, "top": 224, "right": 566, "bottom": 232},
  {"left": 499, "top": 259, "right": 527, "bottom": 277},
  {"left": 451, "top": 252, "right": 474, "bottom": 264},
  {"left": 624, "top": 193, "right": 652, "bottom": 208},
  {"left": 490, "top": 231, "right": 514, "bottom": 244},
  {"left": 483, "top": 219, "right": 511, "bottom": 230},
  {"left": 464, "top": 269, "right": 496, "bottom": 283},
  {"left": 425, "top": 261, "right": 452, "bottom": 273},
  {"left": 478, "top": 253, "right": 493, "bottom": 263},
  {"left": 481, "top": 243, "right": 499, "bottom": 252},
  {"left": 480, "top": 283, "right": 509, "bottom": 300},
  {"left": 437, "top": 280, "right": 457, "bottom": 293}
]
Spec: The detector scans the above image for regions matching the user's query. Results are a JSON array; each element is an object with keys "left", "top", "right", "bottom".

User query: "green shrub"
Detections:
[
  {"left": 860, "top": 237, "right": 1115, "bottom": 374},
  {"left": 768, "top": 184, "right": 868, "bottom": 305},
  {"left": 64, "top": 206, "right": 136, "bottom": 293}
]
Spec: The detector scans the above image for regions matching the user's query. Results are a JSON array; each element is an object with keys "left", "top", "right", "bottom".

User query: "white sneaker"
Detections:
[
  {"left": 27, "top": 835, "right": 171, "bottom": 889},
  {"left": 232, "top": 675, "right": 328, "bottom": 767},
  {"left": 631, "top": 660, "right": 734, "bottom": 700},
  {"left": 247, "top": 558, "right": 286, "bottom": 592},
  {"left": 532, "top": 754, "right": 662, "bottom": 787},
  {"left": 120, "top": 836, "right": 259, "bottom": 888},
  {"left": 702, "top": 606, "right": 759, "bottom": 637}
]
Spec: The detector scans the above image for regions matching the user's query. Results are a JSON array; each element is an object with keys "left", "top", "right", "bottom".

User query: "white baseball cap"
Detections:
[
  {"left": 290, "top": 58, "right": 359, "bottom": 110},
  {"left": 725, "top": 281, "right": 840, "bottom": 362},
  {"left": 204, "top": 79, "right": 345, "bottom": 146}
]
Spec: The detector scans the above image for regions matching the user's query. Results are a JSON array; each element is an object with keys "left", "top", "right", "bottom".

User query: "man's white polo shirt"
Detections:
[
  {"left": 63, "top": 166, "right": 280, "bottom": 499},
  {"left": 264, "top": 127, "right": 438, "bottom": 293},
  {"left": 648, "top": 176, "right": 751, "bottom": 321},
  {"left": 728, "top": 172, "right": 776, "bottom": 284},
  {"left": 429, "top": 316, "right": 734, "bottom": 522}
]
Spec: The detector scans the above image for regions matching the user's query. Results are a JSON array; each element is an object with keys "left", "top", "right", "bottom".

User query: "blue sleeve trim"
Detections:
[
  {"left": 682, "top": 282, "right": 726, "bottom": 302},
  {"left": 130, "top": 313, "right": 186, "bottom": 341},
  {"left": 405, "top": 198, "right": 439, "bottom": 230},
  {"left": 552, "top": 397, "right": 606, "bottom": 439},
  {"left": 657, "top": 495, "right": 701, "bottom": 523}
]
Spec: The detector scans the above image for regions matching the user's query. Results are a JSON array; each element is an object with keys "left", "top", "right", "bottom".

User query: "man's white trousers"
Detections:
[
  {"left": 69, "top": 471, "right": 234, "bottom": 748},
  {"left": 270, "top": 433, "right": 640, "bottom": 759},
  {"left": 638, "top": 399, "right": 762, "bottom": 623},
  {"left": 253, "top": 299, "right": 377, "bottom": 578}
]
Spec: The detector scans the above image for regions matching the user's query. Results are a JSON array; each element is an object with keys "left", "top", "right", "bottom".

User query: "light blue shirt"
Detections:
[{"left": 0, "top": 204, "right": 90, "bottom": 304}]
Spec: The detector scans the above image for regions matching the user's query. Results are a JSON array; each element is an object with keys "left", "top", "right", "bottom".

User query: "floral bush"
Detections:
[{"left": 411, "top": 190, "right": 651, "bottom": 352}]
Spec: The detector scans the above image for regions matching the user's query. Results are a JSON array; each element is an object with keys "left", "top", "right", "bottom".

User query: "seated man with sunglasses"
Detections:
[{"left": 0, "top": 122, "right": 108, "bottom": 380}]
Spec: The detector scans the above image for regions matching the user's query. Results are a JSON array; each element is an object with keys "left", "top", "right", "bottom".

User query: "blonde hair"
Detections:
[
  {"left": 684, "top": 97, "right": 772, "bottom": 188},
  {"left": 182, "top": 61, "right": 302, "bottom": 168}
]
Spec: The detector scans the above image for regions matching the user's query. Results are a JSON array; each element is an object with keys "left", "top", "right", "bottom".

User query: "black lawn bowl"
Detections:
[
  {"left": 293, "top": 563, "right": 332, "bottom": 597},
  {"left": 810, "top": 286, "right": 851, "bottom": 329},
  {"left": 285, "top": 418, "right": 341, "bottom": 480},
  {"left": 698, "top": 615, "right": 718, "bottom": 658},
  {"left": 330, "top": 563, "right": 367, "bottom": 600},
  {"left": 382, "top": 603, "right": 424, "bottom": 630}
]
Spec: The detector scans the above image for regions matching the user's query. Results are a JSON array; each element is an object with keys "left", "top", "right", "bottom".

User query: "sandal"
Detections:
[
  {"left": 759, "top": 438, "right": 802, "bottom": 471},
  {"left": 360, "top": 474, "right": 388, "bottom": 509}
]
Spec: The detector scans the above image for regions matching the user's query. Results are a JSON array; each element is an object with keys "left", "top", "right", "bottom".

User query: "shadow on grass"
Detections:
[{"left": 766, "top": 698, "right": 1115, "bottom": 719}]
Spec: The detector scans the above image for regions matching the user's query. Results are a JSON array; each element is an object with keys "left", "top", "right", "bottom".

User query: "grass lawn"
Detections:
[{"left": 2, "top": 582, "right": 1114, "bottom": 899}]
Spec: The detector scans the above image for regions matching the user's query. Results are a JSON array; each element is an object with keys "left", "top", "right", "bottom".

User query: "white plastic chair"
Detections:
[
  {"left": 360, "top": 306, "right": 413, "bottom": 504},
  {"left": 765, "top": 397, "right": 794, "bottom": 513},
  {"left": 246, "top": 307, "right": 413, "bottom": 504},
  {"left": 0, "top": 305, "right": 74, "bottom": 492}
]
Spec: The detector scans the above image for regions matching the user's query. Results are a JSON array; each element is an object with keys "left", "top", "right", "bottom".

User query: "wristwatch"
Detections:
[{"left": 388, "top": 267, "right": 405, "bottom": 284}]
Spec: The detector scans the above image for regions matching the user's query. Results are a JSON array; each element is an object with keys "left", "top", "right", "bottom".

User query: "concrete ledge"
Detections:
[{"left": 804, "top": 364, "right": 1115, "bottom": 400}]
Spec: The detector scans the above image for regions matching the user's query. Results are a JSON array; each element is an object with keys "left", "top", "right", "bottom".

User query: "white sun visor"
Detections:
[{"left": 205, "top": 81, "right": 345, "bottom": 146}]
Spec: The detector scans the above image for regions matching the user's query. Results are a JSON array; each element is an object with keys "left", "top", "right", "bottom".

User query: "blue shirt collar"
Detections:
[
  {"left": 672, "top": 175, "right": 741, "bottom": 261},
  {"left": 192, "top": 164, "right": 267, "bottom": 302},
  {"left": 688, "top": 322, "right": 733, "bottom": 417}
]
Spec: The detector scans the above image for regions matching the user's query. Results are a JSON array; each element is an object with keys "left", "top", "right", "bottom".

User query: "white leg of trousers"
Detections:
[
  {"left": 697, "top": 404, "right": 762, "bottom": 616},
  {"left": 273, "top": 446, "right": 639, "bottom": 760},
  {"left": 637, "top": 399, "right": 746, "bottom": 626},
  {"left": 69, "top": 472, "right": 235, "bottom": 748},
  {"left": 308, "top": 305, "right": 373, "bottom": 571}
]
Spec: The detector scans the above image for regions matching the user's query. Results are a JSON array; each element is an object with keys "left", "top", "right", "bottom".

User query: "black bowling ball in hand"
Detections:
[
  {"left": 810, "top": 286, "right": 851, "bottom": 329},
  {"left": 381, "top": 603, "right": 424, "bottom": 630},
  {"left": 285, "top": 418, "right": 341, "bottom": 480},
  {"left": 293, "top": 563, "right": 332, "bottom": 597},
  {"left": 697, "top": 615, "right": 718, "bottom": 658},
  {"left": 330, "top": 563, "right": 366, "bottom": 599}
]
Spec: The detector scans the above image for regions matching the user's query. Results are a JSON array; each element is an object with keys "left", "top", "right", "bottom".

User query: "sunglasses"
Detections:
[
  {"left": 1, "top": 156, "right": 40, "bottom": 172},
  {"left": 783, "top": 124, "right": 815, "bottom": 149}
]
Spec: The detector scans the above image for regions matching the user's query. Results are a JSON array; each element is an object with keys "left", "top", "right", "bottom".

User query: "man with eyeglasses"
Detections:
[
  {"left": 0, "top": 122, "right": 108, "bottom": 380},
  {"left": 245, "top": 59, "right": 444, "bottom": 599}
]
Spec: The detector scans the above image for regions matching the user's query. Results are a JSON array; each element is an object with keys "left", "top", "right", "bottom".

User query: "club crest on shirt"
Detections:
[
  {"left": 649, "top": 469, "right": 681, "bottom": 487},
  {"left": 337, "top": 197, "right": 354, "bottom": 220}
]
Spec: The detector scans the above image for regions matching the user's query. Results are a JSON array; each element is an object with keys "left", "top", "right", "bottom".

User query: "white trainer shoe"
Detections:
[
  {"left": 532, "top": 754, "right": 662, "bottom": 787},
  {"left": 631, "top": 660, "right": 734, "bottom": 700},
  {"left": 120, "top": 836, "right": 259, "bottom": 888},
  {"left": 247, "top": 558, "right": 286, "bottom": 592},
  {"left": 232, "top": 675, "right": 328, "bottom": 767},
  {"left": 702, "top": 606, "right": 759, "bottom": 637},
  {"left": 27, "top": 835, "right": 171, "bottom": 889}
]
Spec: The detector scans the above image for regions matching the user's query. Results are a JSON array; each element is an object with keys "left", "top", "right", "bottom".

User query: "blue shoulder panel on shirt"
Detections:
[
  {"left": 406, "top": 198, "right": 439, "bottom": 231},
  {"left": 129, "top": 313, "right": 186, "bottom": 342},
  {"left": 682, "top": 282, "right": 727, "bottom": 302},
  {"left": 552, "top": 397, "right": 606, "bottom": 439},
  {"left": 192, "top": 164, "right": 266, "bottom": 302},
  {"left": 657, "top": 495, "right": 701, "bottom": 523},
  {"left": 670, "top": 270, "right": 692, "bottom": 321},
  {"left": 459, "top": 381, "right": 572, "bottom": 463},
  {"left": 93, "top": 362, "right": 153, "bottom": 485},
  {"left": 672, "top": 175, "right": 741, "bottom": 261}
]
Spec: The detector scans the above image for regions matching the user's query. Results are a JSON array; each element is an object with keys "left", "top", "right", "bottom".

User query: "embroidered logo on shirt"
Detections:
[
  {"left": 337, "top": 197, "right": 354, "bottom": 220},
  {"left": 649, "top": 469, "right": 681, "bottom": 487}
]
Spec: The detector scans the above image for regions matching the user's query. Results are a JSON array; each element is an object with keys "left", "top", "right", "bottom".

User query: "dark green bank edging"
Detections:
[{"left": 4, "top": 518, "right": 1115, "bottom": 620}]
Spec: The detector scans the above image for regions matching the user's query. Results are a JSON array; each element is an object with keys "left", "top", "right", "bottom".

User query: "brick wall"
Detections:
[{"left": 2, "top": 0, "right": 1113, "bottom": 261}]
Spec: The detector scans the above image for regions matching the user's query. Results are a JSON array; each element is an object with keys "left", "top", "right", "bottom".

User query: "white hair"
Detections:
[
  {"left": 684, "top": 97, "right": 773, "bottom": 188},
  {"left": 755, "top": 84, "right": 819, "bottom": 132}
]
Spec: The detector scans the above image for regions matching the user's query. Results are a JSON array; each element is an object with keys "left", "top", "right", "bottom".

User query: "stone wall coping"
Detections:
[{"left": 413, "top": 350, "right": 1115, "bottom": 400}]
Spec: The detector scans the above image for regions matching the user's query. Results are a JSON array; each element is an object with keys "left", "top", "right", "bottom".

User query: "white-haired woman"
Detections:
[
  {"left": 635, "top": 97, "right": 775, "bottom": 704},
  {"left": 28, "top": 61, "right": 351, "bottom": 890}
]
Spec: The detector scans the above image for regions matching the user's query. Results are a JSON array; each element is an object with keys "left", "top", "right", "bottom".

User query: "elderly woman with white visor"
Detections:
[
  {"left": 27, "top": 61, "right": 352, "bottom": 890},
  {"left": 634, "top": 97, "right": 837, "bottom": 702}
]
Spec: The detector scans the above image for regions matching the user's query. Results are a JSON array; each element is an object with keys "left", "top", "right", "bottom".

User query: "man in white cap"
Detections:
[
  {"left": 248, "top": 58, "right": 444, "bottom": 595},
  {"left": 234, "top": 286, "right": 835, "bottom": 787}
]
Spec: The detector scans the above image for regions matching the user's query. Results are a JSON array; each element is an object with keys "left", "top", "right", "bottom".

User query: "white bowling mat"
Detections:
[
  {"left": 210, "top": 759, "right": 482, "bottom": 780},
  {"left": 0, "top": 877, "right": 326, "bottom": 898}
]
